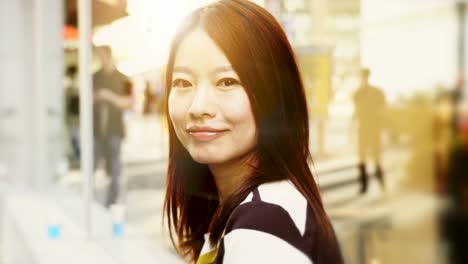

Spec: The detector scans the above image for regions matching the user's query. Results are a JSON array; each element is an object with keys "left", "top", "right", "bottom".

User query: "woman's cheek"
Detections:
[
  {"left": 222, "top": 92, "right": 253, "bottom": 121},
  {"left": 168, "top": 92, "right": 183, "bottom": 126}
]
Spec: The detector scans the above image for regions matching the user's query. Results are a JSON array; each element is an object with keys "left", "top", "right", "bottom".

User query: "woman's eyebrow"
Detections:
[
  {"left": 173, "top": 66, "right": 193, "bottom": 74},
  {"left": 173, "top": 65, "right": 234, "bottom": 75},
  {"left": 211, "top": 66, "right": 234, "bottom": 75}
]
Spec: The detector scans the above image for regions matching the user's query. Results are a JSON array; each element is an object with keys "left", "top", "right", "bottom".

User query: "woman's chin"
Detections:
[
  {"left": 189, "top": 149, "right": 226, "bottom": 165},
  {"left": 190, "top": 152, "right": 225, "bottom": 165}
]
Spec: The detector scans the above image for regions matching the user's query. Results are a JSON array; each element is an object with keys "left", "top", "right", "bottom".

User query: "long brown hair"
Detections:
[{"left": 163, "top": 0, "right": 335, "bottom": 261}]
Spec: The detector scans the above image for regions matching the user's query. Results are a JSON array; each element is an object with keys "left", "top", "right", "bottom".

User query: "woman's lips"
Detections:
[{"left": 187, "top": 126, "right": 228, "bottom": 141}]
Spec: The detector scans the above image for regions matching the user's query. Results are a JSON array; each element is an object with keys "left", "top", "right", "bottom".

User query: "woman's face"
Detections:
[{"left": 168, "top": 29, "right": 257, "bottom": 165}]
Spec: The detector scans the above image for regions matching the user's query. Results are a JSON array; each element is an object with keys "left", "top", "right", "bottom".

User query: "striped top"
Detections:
[{"left": 196, "top": 180, "right": 343, "bottom": 264}]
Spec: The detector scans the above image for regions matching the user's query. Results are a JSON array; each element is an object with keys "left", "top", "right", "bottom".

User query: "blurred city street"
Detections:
[
  {"left": 2, "top": 0, "right": 467, "bottom": 263},
  {"left": 58, "top": 114, "right": 445, "bottom": 264}
]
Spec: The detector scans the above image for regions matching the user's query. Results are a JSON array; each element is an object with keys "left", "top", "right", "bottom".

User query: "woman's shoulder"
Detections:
[
  {"left": 217, "top": 180, "right": 325, "bottom": 263},
  {"left": 244, "top": 180, "right": 308, "bottom": 215},
  {"left": 226, "top": 180, "right": 310, "bottom": 237}
]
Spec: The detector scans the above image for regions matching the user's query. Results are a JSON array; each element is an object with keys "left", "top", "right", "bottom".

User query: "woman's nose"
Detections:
[{"left": 188, "top": 83, "right": 216, "bottom": 119}]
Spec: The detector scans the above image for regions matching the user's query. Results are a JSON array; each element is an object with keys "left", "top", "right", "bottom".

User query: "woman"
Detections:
[{"left": 163, "top": 1, "right": 343, "bottom": 263}]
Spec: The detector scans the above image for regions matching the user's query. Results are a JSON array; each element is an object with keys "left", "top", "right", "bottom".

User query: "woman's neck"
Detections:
[{"left": 209, "top": 153, "right": 255, "bottom": 204}]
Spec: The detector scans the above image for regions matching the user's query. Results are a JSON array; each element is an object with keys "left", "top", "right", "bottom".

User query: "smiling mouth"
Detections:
[{"left": 187, "top": 127, "right": 228, "bottom": 141}]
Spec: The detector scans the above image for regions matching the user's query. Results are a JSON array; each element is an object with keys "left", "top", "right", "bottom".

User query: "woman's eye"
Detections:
[
  {"left": 217, "top": 78, "right": 240, "bottom": 87},
  {"left": 172, "top": 79, "right": 192, "bottom": 88}
]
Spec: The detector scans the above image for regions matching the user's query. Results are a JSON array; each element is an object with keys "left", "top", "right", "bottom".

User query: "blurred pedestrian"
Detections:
[
  {"left": 163, "top": 1, "right": 343, "bottom": 264},
  {"left": 434, "top": 76, "right": 465, "bottom": 194},
  {"left": 404, "top": 95, "right": 434, "bottom": 192},
  {"left": 93, "top": 45, "right": 134, "bottom": 207},
  {"left": 442, "top": 101, "right": 468, "bottom": 264},
  {"left": 64, "top": 64, "right": 80, "bottom": 166},
  {"left": 142, "top": 81, "right": 155, "bottom": 115},
  {"left": 434, "top": 91, "right": 455, "bottom": 194},
  {"left": 450, "top": 74, "right": 465, "bottom": 132},
  {"left": 352, "top": 68, "right": 386, "bottom": 194}
]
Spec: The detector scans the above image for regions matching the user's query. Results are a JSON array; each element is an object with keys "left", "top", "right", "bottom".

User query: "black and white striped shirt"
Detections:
[{"left": 197, "top": 180, "right": 343, "bottom": 264}]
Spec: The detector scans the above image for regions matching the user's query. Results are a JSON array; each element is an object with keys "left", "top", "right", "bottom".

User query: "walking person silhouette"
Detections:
[{"left": 352, "top": 68, "right": 386, "bottom": 194}]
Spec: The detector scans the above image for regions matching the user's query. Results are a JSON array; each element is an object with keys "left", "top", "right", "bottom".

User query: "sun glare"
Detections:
[{"left": 92, "top": 0, "right": 223, "bottom": 76}]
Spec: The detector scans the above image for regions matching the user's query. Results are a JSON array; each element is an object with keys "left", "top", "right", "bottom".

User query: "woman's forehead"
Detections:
[{"left": 173, "top": 29, "right": 232, "bottom": 72}]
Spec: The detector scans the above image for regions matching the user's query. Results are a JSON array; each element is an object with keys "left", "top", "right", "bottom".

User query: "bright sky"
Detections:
[
  {"left": 361, "top": 0, "right": 452, "bottom": 23},
  {"left": 360, "top": 0, "right": 459, "bottom": 102}
]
